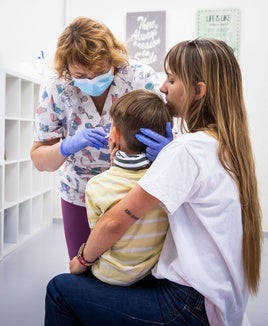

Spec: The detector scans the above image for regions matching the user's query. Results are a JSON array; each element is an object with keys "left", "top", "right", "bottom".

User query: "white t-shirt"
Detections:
[{"left": 138, "top": 131, "right": 248, "bottom": 326}]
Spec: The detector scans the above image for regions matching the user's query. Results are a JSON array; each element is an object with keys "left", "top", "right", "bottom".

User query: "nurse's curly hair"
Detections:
[{"left": 54, "top": 16, "right": 129, "bottom": 80}]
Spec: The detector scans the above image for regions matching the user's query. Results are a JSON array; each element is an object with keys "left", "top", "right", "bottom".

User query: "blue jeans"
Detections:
[{"left": 45, "top": 273, "right": 209, "bottom": 325}]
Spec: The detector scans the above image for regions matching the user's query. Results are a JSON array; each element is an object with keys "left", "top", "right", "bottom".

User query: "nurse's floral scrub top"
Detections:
[{"left": 33, "top": 60, "right": 160, "bottom": 207}]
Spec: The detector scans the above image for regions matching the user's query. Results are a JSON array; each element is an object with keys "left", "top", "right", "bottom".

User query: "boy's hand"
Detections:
[
  {"left": 108, "top": 137, "right": 120, "bottom": 166},
  {"left": 69, "top": 256, "right": 87, "bottom": 274}
]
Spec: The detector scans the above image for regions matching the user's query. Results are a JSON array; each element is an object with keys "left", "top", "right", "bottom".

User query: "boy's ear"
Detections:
[
  {"left": 194, "top": 82, "right": 206, "bottom": 100},
  {"left": 110, "top": 125, "right": 121, "bottom": 142}
]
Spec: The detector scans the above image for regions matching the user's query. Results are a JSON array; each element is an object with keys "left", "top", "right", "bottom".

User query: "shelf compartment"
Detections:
[
  {"left": 32, "top": 165, "right": 45, "bottom": 193},
  {"left": 19, "top": 161, "right": 32, "bottom": 200},
  {"left": 43, "top": 171, "right": 54, "bottom": 189},
  {"left": 5, "top": 75, "right": 20, "bottom": 118},
  {"left": 21, "top": 80, "right": 34, "bottom": 119},
  {"left": 5, "top": 119, "right": 19, "bottom": 161},
  {"left": 0, "top": 165, "right": 3, "bottom": 210},
  {"left": 4, "top": 163, "right": 19, "bottom": 205},
  {"left": 32, "top": 194, "right": 43, "bottom": 229},
  {"left": 43, "top": 191, "right": 53, "bottom": 223},
  {"left": 20, "top": 120, "right": 33, "bottom": 160},
  {"left": 19, "top": 200, "right": 32, "bottom": 235},
  {"left": 4, "top": 206, "right": 18, "bottom": 243},
  {"left": 0, "top": 74, "right": 4, "bottom": 161},
  {"left": 0, "top": 211, "right": 3, "bottom": 257},
  {"left": 33, "top": 83, "right": 40, "bottom": 119}
]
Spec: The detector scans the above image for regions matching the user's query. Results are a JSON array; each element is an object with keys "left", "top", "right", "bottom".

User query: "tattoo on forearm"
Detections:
[{"left": 124, "top": 209, "right": 139, "bottom": 220}]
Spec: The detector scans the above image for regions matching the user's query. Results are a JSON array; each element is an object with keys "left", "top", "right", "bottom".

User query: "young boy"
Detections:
[{"left": 69, "top": 89, "right": 172, "bottom": 285}]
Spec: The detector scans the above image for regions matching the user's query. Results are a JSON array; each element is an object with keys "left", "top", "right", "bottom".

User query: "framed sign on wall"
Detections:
[
  {"left": 126, "top": 11, "right": 166, "bottom": 72},
  {"left": 197, "top": 9, "right": 241, "bottom": 59}
]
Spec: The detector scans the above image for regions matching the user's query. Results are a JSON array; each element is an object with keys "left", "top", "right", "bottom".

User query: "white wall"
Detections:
[
  {"left": 0, "top": 0, "right": 65, "bottom": 75},
  {"left": 0, "top": 0, "right": 267, "bottom": 229},
  {"left": 65, "top": 0, "right": 268, "bottom": 230}
]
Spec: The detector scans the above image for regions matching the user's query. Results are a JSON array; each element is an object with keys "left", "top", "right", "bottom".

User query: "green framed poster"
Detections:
[{"left": 197, "top": 9, "right": 240, "bottom": 59}]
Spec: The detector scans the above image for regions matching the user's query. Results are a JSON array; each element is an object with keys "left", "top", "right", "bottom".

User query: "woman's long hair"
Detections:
[{"left": 165, "top": 38, "right": 262, "bottom": 294}]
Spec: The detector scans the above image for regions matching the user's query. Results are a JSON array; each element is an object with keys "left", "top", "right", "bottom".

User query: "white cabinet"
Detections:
[{"left": 0, "top": 70, "right": 54, "bottom": 260}]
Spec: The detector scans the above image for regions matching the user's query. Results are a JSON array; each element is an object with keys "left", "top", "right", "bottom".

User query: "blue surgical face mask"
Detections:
[{"left": 73, "top": 68, "right": 114, "bottom": 96}]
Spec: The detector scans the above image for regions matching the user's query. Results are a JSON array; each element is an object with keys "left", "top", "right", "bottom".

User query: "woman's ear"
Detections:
[{"left": 194, "top": 82, "right": 206, "bottom": 100}]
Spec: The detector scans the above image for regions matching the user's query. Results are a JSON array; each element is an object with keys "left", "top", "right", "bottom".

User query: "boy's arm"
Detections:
[
  {"left": 69, "top": 182, "right": 101, "bottom": 274},
  {"left": 69, "top": 244, "right": 91, "bottom": 274}
]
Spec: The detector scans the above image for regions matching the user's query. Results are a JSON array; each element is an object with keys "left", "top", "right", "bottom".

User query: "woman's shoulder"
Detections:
[
  {"left": 177, "top": 131, "right": 217, "bottom": 144},
  {"left": 165, "top": 132, "right": 218, "bottom": 158}
]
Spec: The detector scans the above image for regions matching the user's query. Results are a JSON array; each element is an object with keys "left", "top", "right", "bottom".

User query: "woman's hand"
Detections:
[
  {"left": 135, "top": 122, "right": 173, "bottom": 161},
  {"left": 60, "top": 128, "right": 108, "bottom": 157}
]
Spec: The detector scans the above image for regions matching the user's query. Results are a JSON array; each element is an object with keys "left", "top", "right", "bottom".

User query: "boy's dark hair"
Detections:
[{"left": 110, "top": 89, "right": 172, "bottom": 152}]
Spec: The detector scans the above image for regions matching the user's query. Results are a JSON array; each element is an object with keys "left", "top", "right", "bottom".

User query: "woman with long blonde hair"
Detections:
[{"left": 45, "top": 39, "right": 262, "bottom": 326}]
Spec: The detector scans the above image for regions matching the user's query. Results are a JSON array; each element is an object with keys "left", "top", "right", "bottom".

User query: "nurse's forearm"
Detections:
[{"left": 30, "top": 140, "right": 66, "bottom": 172}]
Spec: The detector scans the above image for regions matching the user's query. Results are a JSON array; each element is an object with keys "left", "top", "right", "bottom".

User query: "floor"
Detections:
[
  {"left": 0, "top": 222, "right": 69, "bottom": 326},
  {"left": 0, "top": 222, "right": 267, "bottom": 326}
]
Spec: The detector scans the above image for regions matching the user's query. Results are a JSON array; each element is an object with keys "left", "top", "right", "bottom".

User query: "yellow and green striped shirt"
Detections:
[{"left": 85, "top": 164, "right": 168, "bottom": 286}]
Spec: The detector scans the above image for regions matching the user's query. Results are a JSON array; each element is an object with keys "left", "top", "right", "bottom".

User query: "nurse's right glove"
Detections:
[
  {"left": 60, "top": 128, "right": 108, "bottom": 157},
  {"left": 135, "top": 122, "right": 173, "bottom": 162}
]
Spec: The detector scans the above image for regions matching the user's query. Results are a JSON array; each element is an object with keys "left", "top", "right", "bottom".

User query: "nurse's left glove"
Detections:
[
  {"left": 60, "top": 128, "right": 108, "bottom": 157},
  {"left": 135, "top": 122, "right": 173, "bottom": 162}
]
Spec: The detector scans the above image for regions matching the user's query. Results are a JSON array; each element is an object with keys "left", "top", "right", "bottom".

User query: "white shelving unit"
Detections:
[{"left": 0, "top": 70, "right": 54, "bottom": 260}]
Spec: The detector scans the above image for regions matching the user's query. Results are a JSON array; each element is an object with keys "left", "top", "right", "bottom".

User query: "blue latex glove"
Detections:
[
  {"left": 135, "top": 122, "right": 173, "bottom": 161},
  {"left": 60, "top": 128, "right": 108, "bottom": 157}
]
